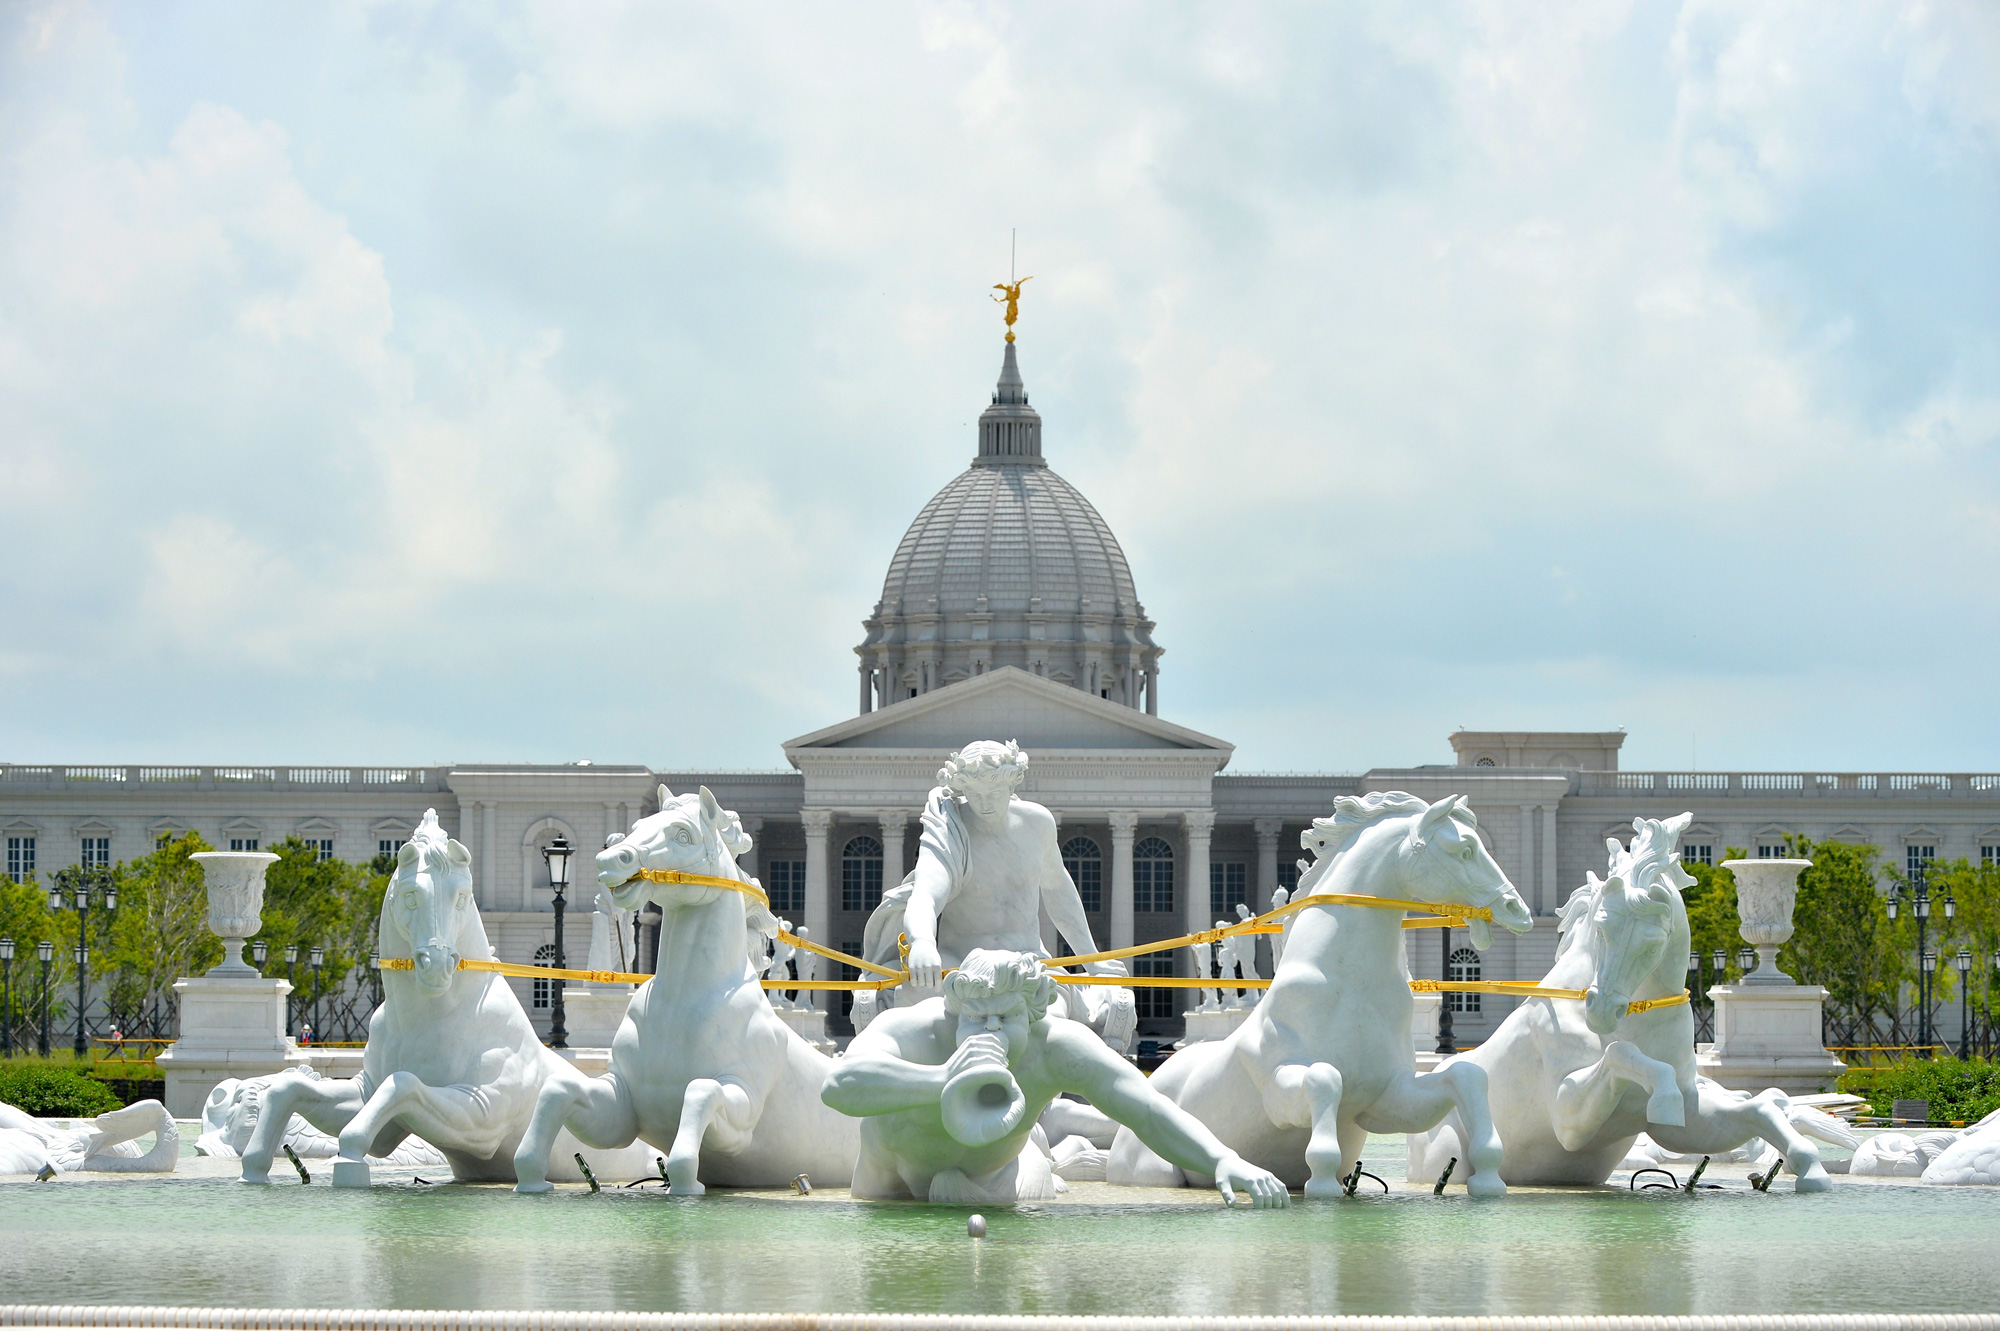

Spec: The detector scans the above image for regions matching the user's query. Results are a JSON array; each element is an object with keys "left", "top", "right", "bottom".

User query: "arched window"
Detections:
[
  {"left": 1447, "top": 946, "right": 1481, "bottom": 1013},
  {"left": 1062, "top": 836, "right": 1103, "bottom": 912},
  {"left": 842, "top": 835, "right": 884, "bottom": 912},
  {"left": 531, "top": 943, "right": 556, "bottom": 1009},
  {"left": 1475, "top": 757, "right": 1496, "bottom": 767},
  {"left": 1133, "top": 837, "right": 1174, "bottom": 914}
]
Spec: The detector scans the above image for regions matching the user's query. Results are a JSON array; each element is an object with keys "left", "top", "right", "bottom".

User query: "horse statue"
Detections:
[
  {"left": 1406, "top": 812, "right": 1840, "bottom": 1191},
  {"left": 240, "top": 809, "right": 618, "bottom": 1187},
  {"left": 1107, "top": 792, "right": 1535, "bottom": 1196},
  {"left": 513, "top": 785, "right": 860, "bottom": 1193}
]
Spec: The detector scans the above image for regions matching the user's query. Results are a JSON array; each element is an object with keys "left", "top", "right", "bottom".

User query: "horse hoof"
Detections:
[
  {"left": 1302, "top": 1177, "right": 1343, "bottom": 1199},
  {"left": 1646, "top": 1092, "right": 1686, "bottom": 1127},
  {"left": 667, "top": 1182, "right": 707, "bottom": 1196},
  {"left": 1795, "top": 1164, "right": 1832, "bottom": 1193},
  {"left": 1466, "top": 1172, "right": 1507, "bottom": 1197},
  {"left": 331, "top": 1159, "right": 372, "bottom": 1189},
  {"left": 239, "top": 1168, "right": 271, "bottom": 1185},
  {"left": 514, "top": 1178, "right": 554, "bottom": 1194}
]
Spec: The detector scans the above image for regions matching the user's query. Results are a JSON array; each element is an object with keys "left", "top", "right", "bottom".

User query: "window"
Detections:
[
  {"left": 767, "top": 860, "right": 806, "bottom": 916},
  {"left": 1906, "top": 844, "right": 1936, "bottom": 884},
  {"left": 1984, "top": 845, "right": 2000, "bottom": 868},
  {"left": 230, "top": 838, "right": 259, "bottom": 852},
  {"left": 1062, "top": 837, "right": 1102, "bottom": 913},
  {"left": 531, "top": 943, "right": 556, "bottom": 1009},
  {"left": 841, "top": 836, "right": 884, "bottom": 912},
  {"left": 1447, "top": 946, "right": 1482, "bottom": 1013},
  {"left": 1133, "top": 955, "right": 1177, "bottom": 1021},
  {"left": 1133, "top": 838, "right": 1174, "bottom": 914},
  {"left": 5, "top": 836, "right": 34, "bottom": 883},
  {"left": 1756, "top": 843, "right": 1787, "bottom": 859},
  {"left": 1277, "top": 859, "right": 1301, "bottom": 895},
  {"left": 80, "top": 837, "right": 110, "bottom": 869},
  {"left": 1210, "top": 862, "right": 1247, "bottom": 917},
  {"left": 1682, "top": 844, "right": 1713, "bottom": 867},
  {"left": 306, "top": 839, "right": 334, "bottom": 863},
  {"left": 1475, "top": 757, "right": 1496, "bottom": 767},
  {"left": 378, "top": 838, "right": 406, "bottom": 858}
]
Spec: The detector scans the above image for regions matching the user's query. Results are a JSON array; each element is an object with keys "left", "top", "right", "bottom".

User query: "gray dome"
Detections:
[{"left": 856, "top": 342, "right": 1162, "bottom": 714}]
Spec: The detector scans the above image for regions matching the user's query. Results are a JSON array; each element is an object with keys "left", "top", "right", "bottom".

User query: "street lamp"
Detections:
[
  {"left": 369, "top": 950, "right": 383, "bottom": 1008},
  {"left": 309, "top": 946, "right": 325, "bottom": 1041},
  {"left": 0, "top": 938, "right": 13, "bottom": 1059},
  {"left": 48, "top": 870, "right": 117, "bottom": 1058},
  {"left": 284, "top": 945, "right": 299, "bottom": 1036},
  {"left": 251, "top": 941, "right": 268, "bottom": 972},
  {"left": 1886, "top": 876, "right": 1954, "bottom": 1056},
  {"left": 1737, "top": 945, "right": 1756, "bottom": 977},
  {"left": 543, "top": 835, "right": 573, "bottom": 1050},
  {"left": 1955, "top": 948, "right": 1974, "bottom": 1061},
  {"left": 1434, "top": 922, "right": 1456, "bottom": 1057},
  {"left": 36, "top": 941, "right": 53, "bottom": 1056}
]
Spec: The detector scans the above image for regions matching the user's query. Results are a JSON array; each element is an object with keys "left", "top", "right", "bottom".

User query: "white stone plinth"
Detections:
[
  {"left": 774, "top": 1003, "right": 837, "bottom": 1053},
  {"left": 156, "top": 974, "right": 308, "bottom": 1117},
  {"left": 1411, "top": 991, "right": 1444, "bottom": 1072},
  {"left": 1178, "top": 1007, "right": 1252, "bottom": 1045},
  {"left": 1696, "top": 982, "right": 1848, "bottom": 1095},
  {"left": 558, "top": 986, "right": 634, "bottom": 1049}
]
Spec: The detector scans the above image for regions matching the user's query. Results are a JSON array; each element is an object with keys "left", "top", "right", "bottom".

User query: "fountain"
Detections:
[{"left": 1698, "top": 857, "right": 1848, "bottom": 1095}]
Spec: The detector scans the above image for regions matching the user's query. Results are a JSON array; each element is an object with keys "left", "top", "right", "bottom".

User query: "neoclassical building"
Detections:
[{"left": 7, "top": 337, "right": 1998, "bottom": 1044}]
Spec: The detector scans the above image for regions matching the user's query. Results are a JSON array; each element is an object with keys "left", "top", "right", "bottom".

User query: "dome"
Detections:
[{"left": 857, "top": 342, "right": 1162, "bottom": 714}]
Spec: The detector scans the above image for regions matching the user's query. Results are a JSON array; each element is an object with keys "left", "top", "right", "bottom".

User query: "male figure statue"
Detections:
[
  {"left": 822, "top": 949, "right": 1288, "bottom": 1206},
  {"left": 855, "top": 740, "right": 1134, "bottom": 1051}
]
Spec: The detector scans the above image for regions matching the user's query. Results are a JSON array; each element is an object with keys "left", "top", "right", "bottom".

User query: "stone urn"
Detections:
[
  {"left": 1721, "top": 857, "right": 1810, "bottom": 986},
  {"left": 191, "top": 851, "right": 280, "bottom": 977}
]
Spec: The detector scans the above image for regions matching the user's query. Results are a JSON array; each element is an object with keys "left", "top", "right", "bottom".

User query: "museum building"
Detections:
[{"left": 6, "top": 337, "right": 2000, "bottom": 1044}]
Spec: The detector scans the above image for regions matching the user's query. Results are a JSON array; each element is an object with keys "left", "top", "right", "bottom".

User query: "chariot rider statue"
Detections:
[
  {"left": 853, "top": 740, "right": 1136, "bottom": 1051},
  {"left": 823, "top": 949, "right": 1288, "bottom": 1206}
]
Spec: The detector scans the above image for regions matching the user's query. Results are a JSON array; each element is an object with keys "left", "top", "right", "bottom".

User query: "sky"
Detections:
[{"left": 2, "top": 1, "right": 1998, "bottom": 775}]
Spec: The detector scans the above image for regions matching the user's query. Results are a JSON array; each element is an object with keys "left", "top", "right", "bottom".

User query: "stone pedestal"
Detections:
[
  {"left": 156, "top": 975, "right": 308, "bottom": 1117},
  {"left": 1697, "top": 983, "right": 1848, "bottom": 1095},
  {"left": 559, "top": 986, "right": 635, "bottom": 1050},
  {"left": 773, "top": 1003, "right": 837, "bottom": 1053},
  {"left": 1411, "top": 991, "right": 1444, "bottom": 1072},
  {"left": 1178, "top": 1006, "right": 1253, "bottom": 1045}
]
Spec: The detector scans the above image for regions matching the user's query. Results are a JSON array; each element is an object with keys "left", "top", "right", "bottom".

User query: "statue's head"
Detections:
[
  {"left": 939, "top": 740, "right": 1029, "bottom": 822},
  {"left": 942, "top": 948, "right": 1057, "bottom": 1056}
]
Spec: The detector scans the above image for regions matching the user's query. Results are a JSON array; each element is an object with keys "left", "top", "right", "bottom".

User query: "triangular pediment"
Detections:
[{"left": 783, "top": 667, "right": 1232, "bottom": 758}]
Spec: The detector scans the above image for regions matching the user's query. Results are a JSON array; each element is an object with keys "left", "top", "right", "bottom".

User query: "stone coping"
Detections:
[{"left": 4, "top": 1312, "right": 2000, "bottom": 1331}]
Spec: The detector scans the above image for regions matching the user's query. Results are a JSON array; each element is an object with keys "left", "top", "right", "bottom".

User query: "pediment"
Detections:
[{"left": 784, "top": 668, "right": 1232, "bottom": 758}]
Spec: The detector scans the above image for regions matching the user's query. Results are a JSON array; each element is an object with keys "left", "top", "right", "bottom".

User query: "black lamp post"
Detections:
[
  {"left": 543, "top": 835, "right": 573, "bottom": 1050},
  {"left": 1887, "top": 873, "right": 1955, "bottom": 1056},
  {"left": 1955, "top": 948, "right": 1973, "bottom": 1061},
  {"left": 1434, "top": 922, "right": 1456, "bottom": 1057},
  {"left": 369, "top": 950, "right": 383, "bottom": 1008},
  {"left": 251, "top": 940, "right": 268, "bottom": 974},
  {"left": 284, "top": 945, "right": 298, "bottom": 1036},
  {"left": 36, "top": 941, "right": 53, "bottom": 1057},
  {"left": 309, "top": 946, "right": 325, "bottom": 1041},
  {"left": 50, "top": 871, "right": 117, "bottom": 1058},
  {"left": 1688, "top": 950, "right": 1707, "bottom": 1038},
  {"left": 1, "top": 938, "right": 13, "bottom": 1059}
]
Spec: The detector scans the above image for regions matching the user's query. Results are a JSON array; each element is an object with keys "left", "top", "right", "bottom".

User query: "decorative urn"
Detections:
[
  {"left": 191, "top": 851, "right": 281, "bottom": 977},
  {"left": 1720, "top": 857, "right": 1810, "bottom": 986}
]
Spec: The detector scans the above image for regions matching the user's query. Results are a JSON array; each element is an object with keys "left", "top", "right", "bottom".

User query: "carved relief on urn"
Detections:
[
  {"left": 1720, "top": 857, "right": 1811, "bottom": 986},
  {"left": 191, "top": 851, "right": 281, "bottom": 977}
]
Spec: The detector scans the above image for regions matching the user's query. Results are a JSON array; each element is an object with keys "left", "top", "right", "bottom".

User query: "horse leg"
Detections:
[
  {"left": 1550, "top": 1041, "right": 1682, "bottom": 1151},
  {"left": 1262, "top": 1061, "right": 1344, "bottom": 1198},
  {"left": 332, "top": 1071, "right": 478, "bottom": 1187},
  {"left": 666, "top": 1077, "right": 758, "bottom": 1195},
  {"left": 514, "top": 1070, "right": 631, "bottom": 1194},
  {"left": 1651, "top": 1084, "right": 1830, "bottom": 1193},
  {"left": 1364, "top": 1064, "right": 1506, "bottom": 1196},
  {"left": 240, "top": 1072, "right": 363, "bottom": 1184}
]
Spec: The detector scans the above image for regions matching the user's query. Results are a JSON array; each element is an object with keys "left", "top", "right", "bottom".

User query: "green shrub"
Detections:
[
  {"left": 1846, "top": 1056, "right": 2000, "bottom": 1123},
  {"left": 0, "top": 1061, "right": 124, "bottom": 1117}
]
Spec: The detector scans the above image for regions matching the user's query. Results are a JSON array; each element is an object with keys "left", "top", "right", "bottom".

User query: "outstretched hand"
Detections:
[
  {"left": 908, "top": 939, "right": 944, "bottom": 991},
  {"left": 1214, "top": 1152, "right": 1290, "bottom": 1209}
]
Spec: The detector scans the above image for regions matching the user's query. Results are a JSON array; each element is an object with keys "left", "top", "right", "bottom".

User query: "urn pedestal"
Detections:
[
  {"left": 558, "top": 984, "right": 636, "bottom": 1051},
  {"left": 156, "top": 852, "right": 307, "bottom": 1116},
  {"left": 1696, "top": 858, "right": 1847, "bottom": 1095}
]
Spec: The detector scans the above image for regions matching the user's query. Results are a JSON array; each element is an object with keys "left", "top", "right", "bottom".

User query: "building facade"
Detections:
[{"left": 6, "top": 340, "right": 1996, "bottom": 1043}]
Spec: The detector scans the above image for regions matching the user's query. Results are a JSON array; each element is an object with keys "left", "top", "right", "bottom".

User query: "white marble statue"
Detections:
[
  {"left": 514, "top": 785, "right": 860, "bottom": 1193},
  {"left": 1921, "top": 1109, "right": 2000, "bottom": 1184},
  {"left": 1406, "top": 813, "right": 1840, "bottom": 1191},
  {"left": 241, "top": 809, "right": 585, "bottom": 1187},
  {"left": 1189, "top": 940, "right": 1220, "bottom": 1012},
  {"left": 793, "top": 926, "right": 819, "bottom": 989},
  {"left": 586, "top": 883, "right": 637, "bottom": 975},
  {"left": 1107, "top": 793, "right": 1536, "bottom": 1197},
  {"left": 1219, "top": 906, "right": 1263, "bottom": 1008},
  {"left": 1615, "top": 1095, "right": 1858, "bottom": 1172},
  {"left": 1269, "top": 887, "right": 1292, "bottom": 970},
  {"left": 852, "top": 741, "right": 1135, "bottom": 1054},
  {"left": 822, "top": 948, "right": 1288, "bottom": 1206},
  {"left": 0, "top": 1099, "right": 178, "bottom": 1174},
  {"left": 767, "top": 920, "right": 800, "bottom": 1009},
  {"left": 197, "top": 1070, "right": 447, "bottom": 1166}
]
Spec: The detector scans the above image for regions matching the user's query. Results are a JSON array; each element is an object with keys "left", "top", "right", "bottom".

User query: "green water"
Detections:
[{"left": 4, "top": 1168, "right": 1999, "bottom": 1317}]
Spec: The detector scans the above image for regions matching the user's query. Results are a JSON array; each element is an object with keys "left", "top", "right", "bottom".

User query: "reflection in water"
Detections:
[{"left": 2, "top": 1176, "right": 1998, "bottom": 1316}]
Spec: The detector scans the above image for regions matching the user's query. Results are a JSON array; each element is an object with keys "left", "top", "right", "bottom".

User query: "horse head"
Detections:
[
  {"left": 1567, "top": 812, "right": 1694, "bottom": 1033},
  {"left": 1298, "top": 793, "right": 1533, "bottom": 946},
  {"left": 597, "top": 785, "right": 773, "bottom": 932},
  {"left": 380, "top": 808, "right": 479, "bottom": 994}
]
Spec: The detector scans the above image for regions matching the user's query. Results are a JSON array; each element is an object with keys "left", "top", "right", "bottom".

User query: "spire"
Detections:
[{"left": 976, "top": 340, "right": 1043, "bottom": 466}]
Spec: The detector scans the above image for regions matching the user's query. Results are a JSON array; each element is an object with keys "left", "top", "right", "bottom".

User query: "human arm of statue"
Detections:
[
  {"left": 821, "top": 1026, "right": 999, "bottom": 1117},
  {"left": 904, "top": 852, "right": 954, "bottom": 988},
  {"left": 1066, "top": 1039, "right": 1288, "bottom": 1208}
]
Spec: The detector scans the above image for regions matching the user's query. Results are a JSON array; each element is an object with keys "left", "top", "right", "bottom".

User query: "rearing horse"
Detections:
[
  {"left": 1108, "top": 793, "right": 1535, "bottom": 1196},
  {"left": 513, "top": 786, "right": 860, "bottom": 1193}
]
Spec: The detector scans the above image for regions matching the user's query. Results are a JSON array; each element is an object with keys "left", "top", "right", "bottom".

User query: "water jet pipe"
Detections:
[
  {"left": 283, "top": 1145, "right": 310, "bottom": 1184},
  {"left": 1750, "top": 1157, "right": 1784, "bottom": 1192},
  {"left": 1434, "top": 1158, "right": 1457, "bottom": 1194},
  {"left": 574, "top": 1154, "right": 599, "bottom": 1192},
  {"left": 1683, "top": 1156, "right": 1709, "bottom": 1193}
]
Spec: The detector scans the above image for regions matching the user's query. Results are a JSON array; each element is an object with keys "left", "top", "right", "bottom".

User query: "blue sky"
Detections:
[{"left": 2, "top": 2, "right": 1997, "bottom": 774}]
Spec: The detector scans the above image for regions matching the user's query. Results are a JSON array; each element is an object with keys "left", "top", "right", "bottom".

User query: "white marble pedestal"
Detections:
[
  {"left": 156, "top": 975, "right": 309, "bottom": 1117},
  {"left": 1696, "top": 983, "right": 1848, "bottom": 1095},
  {"left": 1178, "top": 1007, "right": 1254, "bottom": 1045},
  {"left": 560, "top": 986, "right": 635, "bottom": 1049},
  {"left": 1410, "top": 991, "right": 1444, "bottom": 1073},
  {"left": 772, "top": 1003, "right": 837, "bottom": 1053}
]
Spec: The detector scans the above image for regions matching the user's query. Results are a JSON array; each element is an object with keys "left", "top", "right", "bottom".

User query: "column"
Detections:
[
  {"left": 1519, "top": 805, "right": 1539, "bottom": 914},
  {"left": 1108, "top": 812, "right": 1139, "bottom": 950},
  {"left": 858, "top": 664, "right": 873, "bottom": 713},
  {"left": 477, "top": 801, "right": 497, "bottom": 909},
  {"left": 1254, "top": 818, "right": 1283, "bottom": 911},
  {"left": 1541, "top": 805, "right": 1559, "bottom": 915},
  {"left": 878, "top": 812, "right": 906, "bottom": 889},
  {"left": 801, "top": 810, "right": 834, "bottom": 1012},
  {"left": 1183, "top": 809, "right": 1215, "bottom": 938},
  {"left": 739, "top": 816, "right": 763, "bottom": 878},
  {"left": 603, "top": 802, "right": 620, "bottom": 851},
  {"left": 1145, "top": 668, "right": 1159, "bottom": 716}
]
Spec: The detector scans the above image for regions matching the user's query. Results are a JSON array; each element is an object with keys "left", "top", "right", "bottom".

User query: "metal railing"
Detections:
[
  {"left": 0, "top": 765, "right": 445, "bottom": 791},
  {"left": 1578, "top": 771, "right": 2000, "bottom": 799}
]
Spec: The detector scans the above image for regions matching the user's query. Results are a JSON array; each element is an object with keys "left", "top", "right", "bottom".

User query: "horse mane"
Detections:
[
  {"left": 657, "top": 789, "right": 776, "bottom": 936},
  {"left": 1556, "top": 813, "right": 1694, "bottom": 957},
  {"left": 1296, "top": 792, "right": 1432, "bottom": 893},
  {"left": 401, "top": 808, "right": 464, "bottom": 885}
]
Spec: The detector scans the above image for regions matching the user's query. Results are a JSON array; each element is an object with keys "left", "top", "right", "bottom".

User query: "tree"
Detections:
[
  {"left": 99, "top": 832, "right": 219, "bottom": 1035},
  {"left": 1779, "top": 838, "right": 1902, "bottom": 1044}
]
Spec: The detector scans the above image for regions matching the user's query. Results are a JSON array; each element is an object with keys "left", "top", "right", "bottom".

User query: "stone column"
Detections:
[
  {"left": 603, "top": 802, "right": 621, "bottom": 851},
  {"left": 477, "top": 801, "right": 498, "bottom": 909},
  {"left": 1541, "top": 805, "right": 1559, "bottom": 915},
  {"left": 1254, "top": 818, "right": 1283, "bottom": 911},
  {"left": 1519, "top": 805, "right": 1539, "bottom": 913},
  {"left": 1108, "top": 812, "right": 1139, "bottom": 950},
  {"left": 801, "top": 810, "right": 834, "bottom": 1013},
  {"left": 1183, "top": 809, "right": 1215, "bottom": 938},
  {"left": 878, "top": 812, "right": 906, "bottom": 889}
]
